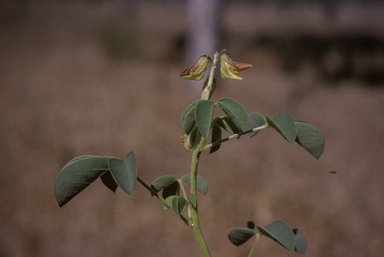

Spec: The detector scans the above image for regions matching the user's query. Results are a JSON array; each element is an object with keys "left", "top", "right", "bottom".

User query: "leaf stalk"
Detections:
[
  {"left": 248, "top": 232, "right": 262, "bottom": 257},
  {"left": 201, "top": 123, "right": 270, "bottom": 151}
]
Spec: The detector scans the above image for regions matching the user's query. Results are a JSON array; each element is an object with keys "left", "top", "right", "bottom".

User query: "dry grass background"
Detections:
[{"left": 1, "top": 1, "right": 384, "bottom": 257}]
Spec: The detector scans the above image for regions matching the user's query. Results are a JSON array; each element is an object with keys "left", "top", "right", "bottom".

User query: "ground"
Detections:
[{"left": 1, "top": 1, "right": 384, "bottom": 257}]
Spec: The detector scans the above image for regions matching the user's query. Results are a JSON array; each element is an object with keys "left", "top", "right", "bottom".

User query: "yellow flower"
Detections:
[
  {"left": 220, "top": 52, "right": 252, "bottom": 80},
  {"left": 180, "top": 55, "right": 211, "bottom": 81}
]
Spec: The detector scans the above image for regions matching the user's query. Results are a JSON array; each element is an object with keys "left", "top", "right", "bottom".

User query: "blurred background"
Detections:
[{"left": 1, "top": 0, "right": 384, "bottom": 256}]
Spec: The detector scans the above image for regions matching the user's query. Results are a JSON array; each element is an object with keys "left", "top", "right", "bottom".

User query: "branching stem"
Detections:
[
  {"left": 189, "top": 138, "right": 210, "bottom": 256},
  {"left": 201, "top": 123, "right": 270, "bottom": 152},
  {"left": 137, "top": 176, "right": 189, "bottom": 226},
  {"left": 248, "top": 232, "right": 262, "bottom": 257},
  {"left": 183, "top": 51, "right": 267, "bottom": 256},
  {"left": 187, "top": 52, "right": 222, "bottom": 257}
]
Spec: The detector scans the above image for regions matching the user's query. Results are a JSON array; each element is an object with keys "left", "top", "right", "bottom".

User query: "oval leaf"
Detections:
[
  {"left": 217, "top": 98, "right": 248, "bottom": 131},
  {"left": 181, "top": 100, "right": 204, "bottom": 134},
  {"left": 54, "top": 156, "right": 113, "bottom": 207},
  {"left": 187, "top": 125, "right": 201, "bottom": 151},
  {"left": 188, "top": 193, "right": 197, "bottom": 208},
  {"left": 293, "top": 228, "right": 307, "bottom": 254},
  {"left": 164, "top": 195, "right": 177, "bottom": 211},
  {"left": 195, "top": 100, "right": 215, "bottom": 140},
  {"left": 228, "top": 225, "right": 256, "bottom": 246},
  {"left": 248, "top": 112, "right": 267, "bottom": 138},
  {"left": 108, "top": 152, "right": 137, "bottom": 196},
  {"left": 295, "top": 120, "right": 325, "bottom": 160},
  {"left": 164, "top": 195, "right": 187, "bottom": 216},
  {"left": 172, "top": 195, "right": 187, "bottom": 217},
  {"left": 100, "top": 171, "right": 118, "bottom": 193},
  {"left": 210, "top": 123, "right": 222, "bottom": 154},
  {"left": 257, "top": 221, "right": 295, "bottom": 251},
  {"left": 217, "top": 116, "right": 242, "bottom": 136},
  {"left": 151, "top": 175, "right": 178, "bottom": 192},
  {"left": 124, "top": 152, "right": 137, "bottom": 191},
  {"left": 181, "top": 174, "right": 208, "bottom": 195},
  {"left": 266, "top": 113, "right": 296, "bottom": 144},
  {"left": 244, "top": 221, "right": 256, "bottom": 230},
  {"left": 162, "top": 181, "right": 179, "bottom": 199}
]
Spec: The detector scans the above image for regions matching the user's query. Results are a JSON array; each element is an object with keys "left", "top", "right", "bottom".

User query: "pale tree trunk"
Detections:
[{"left": 185, "top": 0, "right": 224, "bottom": 91}]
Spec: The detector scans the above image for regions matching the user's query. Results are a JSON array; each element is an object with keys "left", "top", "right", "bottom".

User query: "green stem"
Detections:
[
  {"left": 248, "top": 233, "right": 262, "bottom": 257},
  {"left": 202, "top": 51, "right": 220, "bottom": 101},
  {"left": 137, "top": 176, "right": 189, "bottom": 226},
  {"left": 187, "top": 53, "right": 221, "bottom": 257},
  {"left": 189, "top": 138, "right": 210, "bottom": 257},
  {"left": 178, "top": 179, "right": 188, "bottom": 200},
  {"left": 201, "top": 123, "right": 270, "bottom": 152}
]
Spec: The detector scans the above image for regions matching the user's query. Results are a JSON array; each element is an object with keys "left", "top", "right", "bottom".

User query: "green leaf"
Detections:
[
  {"left": 216, "top": 117, "right": 242, "bottom": 136},
  {"left": 164, "top": 195, "right": 177, "bottom": 211},
  {"left": 217, "top": 98, "right": 248, "bottom": 131},
  {"left": 295, "top": 120, "right": 325, "bottom": 160},
  {"left": 181, "top": 174, "right": 208, "bottom": 195},
  {"left": 248, "top": 112, "right": 267, "bottom": 138},
  {"left": 172, "top": 196, "right": 188, "bottom": 217},
  {"left": 54, "top": 155, "right": 113, "bottom": 207},
  {"left": 210, "top": 123, "right": 222, "bottom": 154},
  {"left": 195, "top": 100, "right": 215, "bottom": 140},
  {"left": 266, "top": 113, "right": 296, "bottom": 144},
  {"left": 228, "top": 221, "right": 257, "bottom": 246},
  {"left": 188, "top": 193, "right": 197, "bottom": 208},
  {"left": 257, "top": 221, "right": 295, "bottom": 251},
  {"left": 181, "top": 100, "right": 204, "bottom": 134},
  {"left": 100, "top": 171, "right": 118, "bottom": 192},
  {"left": 164, "top": 195, "right": 187, "bottom": 216},
  {"left": 187, "top": 124, "right": 201, "bottom": 151},
  {"left": 108, "top": 152, "right": 137, "bottom": 196},
  {"left": 292, "top": 228, "right": 307, "bottom": 254},
  {"left": 151, "top": 175, "right": 178, "bottom": 193},
  {"left": 162, "top": 181, "right": 179, "bottom": 199}
]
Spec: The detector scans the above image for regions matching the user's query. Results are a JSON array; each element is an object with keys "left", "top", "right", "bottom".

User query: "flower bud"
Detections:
[
  {"left": 201, "top": 77, "right": 216, "bottom": 100},
  {"left": 181, "top": 125, "right": 200, "bottom": 151},
  {"left": 220, "top": 52, "right": 252, "bottom": 80},
  {"left": 180, "top": 55, "right": 211, "bottom": 81}
]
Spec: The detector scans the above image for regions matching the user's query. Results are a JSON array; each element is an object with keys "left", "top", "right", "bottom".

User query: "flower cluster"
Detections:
[{"left": 180, "top": 51, "right": 252, "bottom": 81}]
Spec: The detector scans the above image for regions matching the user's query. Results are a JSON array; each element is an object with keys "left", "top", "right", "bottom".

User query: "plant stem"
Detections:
[
  {"left": 189, "top": 138, "right": 211, "bottom": 257},
  {"left": 248, "top": 233, "right": 262, "bottom": 257},
  {"left": 187, "top": 53, "right": 221, "bottom": 257},
  {"left": 178, "top": 179, "right": 188, "bottom": 200},
  {"left": 201, "top": 123, "right": 270, "bottom": 152},
  {"left": 202, "top": 51, "right": 220, "bottom": 101},
  {"left": 136, "top": 176, "right": 189, "bottom": 226}
]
